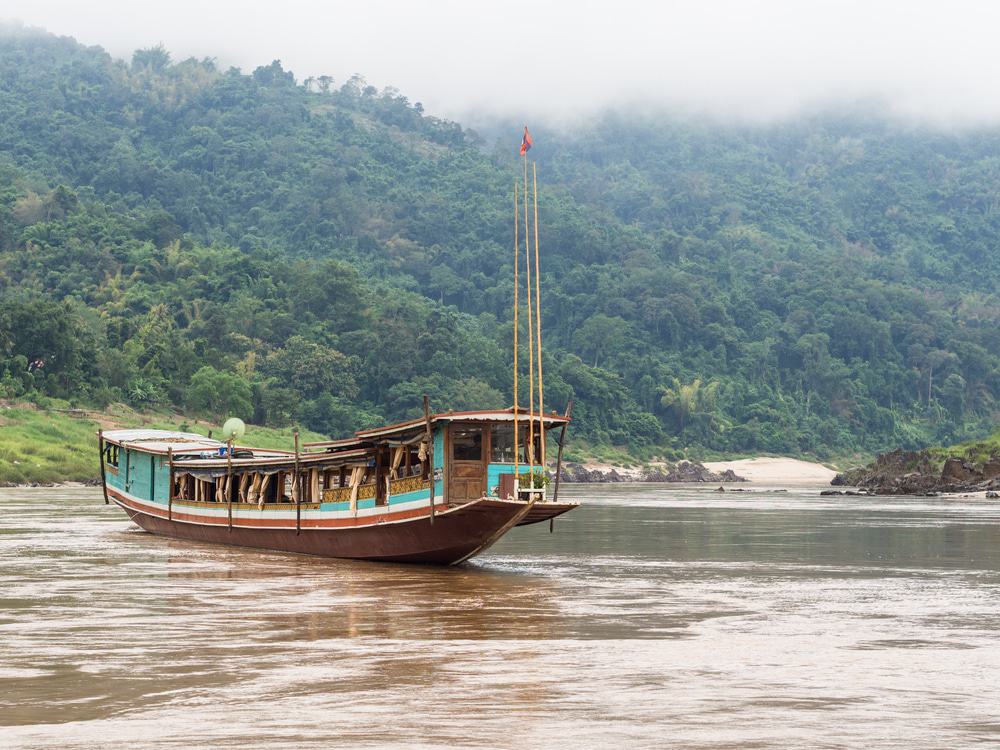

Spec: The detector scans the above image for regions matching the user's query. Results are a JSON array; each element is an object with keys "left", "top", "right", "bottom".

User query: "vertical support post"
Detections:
[
  {"left": 523, "top": 155, "right": 535, "bottom": 477},
  {"left": 375, "top": 443, "right": 384, "bottom": 506},
  {"left": 533, "top": 161, "right": 545, "bottom": 468},
  {"left": 513, "top": 181, "right": 520, "bottom": 497},
  {"left": 423, "top": 395, "right": 435, "bottom": 525},
  {"left": 98, "top": 429, "right": 110, "bottom": 505},
  {"left": 551, "top": 400, "right": 573, "bottom": 532},
  {"left": 226, "top": 440, "right": 233, "bottom": 532},
  {"left": 294, "top": 430, "right": 301, "bottom": 535},
  {"left": 167, "top": 446, "right": 174, "bottom": 521}
]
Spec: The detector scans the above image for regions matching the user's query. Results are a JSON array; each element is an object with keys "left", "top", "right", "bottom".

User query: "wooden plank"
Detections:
[
  {"left": 226, "top": 440, "right": 233, "bottom": 531},
  {"left": 167, "top": 447, "right": 174, "bottom": 521},
  {"left": 481, "top": 425, "right": 491, "bottom": 496},
  {"left": 443, "top": 423, "right": 451, "bottom": 507},
  {"left": 375, "top": 444, "right": 384, "bottom": 506},
  {"left": 423, "top": 395, "right": 435, "bottom": 524},
  {"left": 294, "top": 431, "right": 301, "bottom": 535}
]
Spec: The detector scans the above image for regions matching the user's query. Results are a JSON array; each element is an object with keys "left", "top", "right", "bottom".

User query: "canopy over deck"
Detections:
[
  {"left": 101, "top": 429, "right": 229, "bottom": 454},
  {"left": 100, "top": 429, "right": 369, "bottom": 470},
  {"left": 344, "top": 408, "right": 570, "bottom": 443}
]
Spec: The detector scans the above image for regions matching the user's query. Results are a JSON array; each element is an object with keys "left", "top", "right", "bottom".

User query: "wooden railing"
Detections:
[{"left": 321, "top": 475, "right": 430, "bottom": 503}]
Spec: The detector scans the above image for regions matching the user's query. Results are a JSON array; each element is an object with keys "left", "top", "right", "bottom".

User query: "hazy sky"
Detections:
[{"left": 5, "top": 0, "right": 1000, "bottom": 126}]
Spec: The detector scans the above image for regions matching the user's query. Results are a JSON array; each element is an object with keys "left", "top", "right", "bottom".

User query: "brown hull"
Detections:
[
  {"left": 117, "top": 497, "right": 531, "bottom": 565},
  {"left": 516, "top": 502, "right": 578, "bottom": 526}
]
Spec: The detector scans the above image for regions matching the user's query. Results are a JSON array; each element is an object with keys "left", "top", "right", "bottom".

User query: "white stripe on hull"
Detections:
[{"left": 108, "top": 487, "right": 449, "bottom": 530}]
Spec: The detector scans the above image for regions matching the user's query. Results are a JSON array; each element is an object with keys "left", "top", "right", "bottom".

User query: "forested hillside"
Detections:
[{"left": 1, "top": 25, "right": 998, "bottom": 458}]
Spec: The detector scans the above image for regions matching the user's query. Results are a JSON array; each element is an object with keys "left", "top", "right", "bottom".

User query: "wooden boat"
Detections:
[
  {"left": 101, "top": 139, "right": 568, "bottom": 565},
  {"left": 99, "top": 408, "right": 576, "bottom": 565}
]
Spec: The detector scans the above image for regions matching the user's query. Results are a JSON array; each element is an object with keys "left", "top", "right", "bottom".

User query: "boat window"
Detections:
[
  {"left": 105, "top": 444, "right": 119, "bottom": 468},
  {"left": 490, "top": 424, "right": 543, "bottom": 464},
  {"left": 452, "top": 427, "right": 482, "bottom": 461},
  {"left": 490, "top": 425, "right": 519, "bottom": 463}
]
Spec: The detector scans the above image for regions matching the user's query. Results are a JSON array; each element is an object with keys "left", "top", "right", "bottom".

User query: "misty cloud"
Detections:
[{"left": 4, "top": 0, "right": 1000, "bottom": 126}]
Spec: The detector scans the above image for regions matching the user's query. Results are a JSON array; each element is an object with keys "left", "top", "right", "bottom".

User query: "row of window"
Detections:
[
  {"left": 452, "top": 424, "right": 546, "bottom": 463},
  {"left": 104, "top": 444, "right": 120, "bottom": 468}
]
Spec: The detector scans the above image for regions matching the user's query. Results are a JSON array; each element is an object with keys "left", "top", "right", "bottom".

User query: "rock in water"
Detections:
[
  {"left": 663, "top": 460, "right": 747, "bottom": 483},
  {"left": 559, "top": 460, "right": 747, "bottom": 483}
]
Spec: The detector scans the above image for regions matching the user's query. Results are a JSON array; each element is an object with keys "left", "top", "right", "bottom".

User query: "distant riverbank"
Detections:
[
  {"left": 559, "top": 456, "right": 837, "bottom": 485},
  {"left": 0, "top": 402, "right": 838, "bottom": 489},
  {"left": 704, "top": 457, "right": 838, "bottom": 484}
]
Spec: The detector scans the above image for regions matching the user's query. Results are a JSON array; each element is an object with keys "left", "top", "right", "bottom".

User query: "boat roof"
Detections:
[
  {"left": 102, "top": 429, "right": 226, "bottom": 453},
  {"left": 103, "top": 408, "right": 570, "bottom": 458},
  {"left": 351, "top": 408, "right": 570, "bottom": 441}
]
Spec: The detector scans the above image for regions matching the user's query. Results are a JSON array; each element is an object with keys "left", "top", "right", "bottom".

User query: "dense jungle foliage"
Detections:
[{"left": 1, "top": 25, "right": 998, "bottom": 458}]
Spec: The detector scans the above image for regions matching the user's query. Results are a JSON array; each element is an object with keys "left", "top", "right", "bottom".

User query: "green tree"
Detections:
[{"left": 186, "top": 366, "right": 253, "bottom": 419}]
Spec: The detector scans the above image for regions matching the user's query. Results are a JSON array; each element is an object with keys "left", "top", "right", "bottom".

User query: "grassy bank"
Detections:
[
  {"left": 563, "top": 437, "right": 864, "bottom": 473},
  {"left": 0, "top": 403, "right": 325, "bottom": 484},
  {"left": 0, "top": 400, "right": 887, "bottom": 486}
]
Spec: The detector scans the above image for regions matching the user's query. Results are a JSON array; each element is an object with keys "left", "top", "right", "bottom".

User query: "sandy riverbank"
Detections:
[{"left": 703, "top": 457, "right": 837, "bottom": 484}]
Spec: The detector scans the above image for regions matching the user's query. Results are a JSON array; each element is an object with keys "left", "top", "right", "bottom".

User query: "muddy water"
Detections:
[{"left": 2, "top": 485, "right": 1000, "bottom": 748}]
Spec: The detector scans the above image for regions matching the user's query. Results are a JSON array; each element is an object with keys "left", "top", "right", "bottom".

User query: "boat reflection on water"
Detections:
[{"left": 158, "top": 542, "right": 565, "bottom": 642}]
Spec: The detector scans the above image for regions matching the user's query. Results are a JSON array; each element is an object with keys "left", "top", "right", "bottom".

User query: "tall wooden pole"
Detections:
[
  {"left": 294, "top": 430, "right": 301, "bottom": 535},
  {"left": 523, "top": 154, "right": 535, "bottom": 477},
  {"left": 513, "top": 182, "right": 520, "bottom": 488},
  {"left": 97, "top": 429, "right": 109, "bottom": 505},
  {"left": 533, "top": 161, "right": 545, "bottom": 467},
  {"left": 423, "top": 395, "right": 435, "bottom": 524}
]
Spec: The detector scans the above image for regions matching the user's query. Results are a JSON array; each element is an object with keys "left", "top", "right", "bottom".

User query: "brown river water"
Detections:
[{"left": 2, "top": 485, "right": 1000, "bottom": 749}]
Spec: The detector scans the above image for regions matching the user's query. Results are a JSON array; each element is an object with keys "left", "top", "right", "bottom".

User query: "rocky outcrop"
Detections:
[
  {"left": 662, "top": 460, "right": 746, "bottom": 482},
  {"left": 832, "top": 448, "right": 1000, "bottom": 495},
  {"left": 981, "top": 460, "right": 1000, "bottom": 480},
  {"left": 559, "top": 464, "right": 632, "bottom": 483},
  {"left": 559, "top": 460, "right": 746, "bottom": 484}
]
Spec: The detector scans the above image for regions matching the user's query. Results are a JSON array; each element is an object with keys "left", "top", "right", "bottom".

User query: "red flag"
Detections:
[{"left": 519, "top": 126, "right": 533, "bottom": 156}]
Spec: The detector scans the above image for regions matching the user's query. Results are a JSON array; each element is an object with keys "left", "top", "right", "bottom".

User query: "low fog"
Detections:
[{"left": 4, "top": 0, "right": 1000, "bottom": 127}]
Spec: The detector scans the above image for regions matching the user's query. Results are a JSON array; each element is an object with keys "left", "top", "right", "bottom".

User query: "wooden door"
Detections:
[{"left": 448, "top": 425, "right": 486, "bottom": 502}]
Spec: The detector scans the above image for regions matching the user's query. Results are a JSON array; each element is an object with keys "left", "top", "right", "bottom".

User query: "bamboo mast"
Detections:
[
  {"left": 523, "top": 154, "right": 536, "bottom": 478},
  {"left": 513, "top": 182, "right": 520, "bottom": 490},
  {"left": 532, "top": 161, "right": 545, "bottom": 468}
]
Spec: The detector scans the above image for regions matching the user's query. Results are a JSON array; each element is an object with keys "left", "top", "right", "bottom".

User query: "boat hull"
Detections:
[
  {"left": 515, "top": 501, "right": 578, "bottom": 526},
  {"left": 112, "top": 492, "right": 539, "bottom": 565}
]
